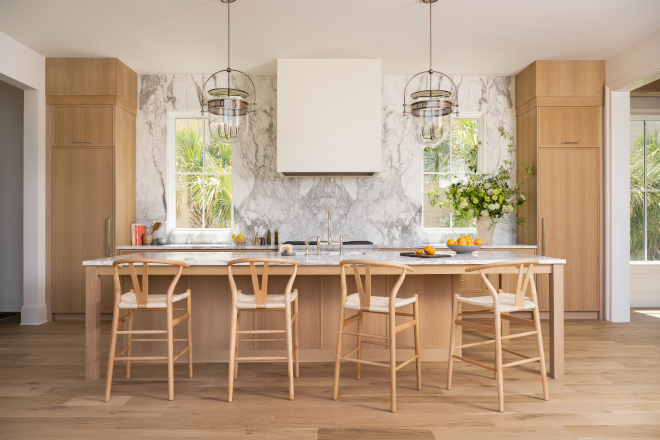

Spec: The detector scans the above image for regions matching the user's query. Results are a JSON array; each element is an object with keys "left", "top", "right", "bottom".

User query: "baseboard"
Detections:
[
  {"left": 53, "top": 313, "right": 114, "bottom": 321},
  {"left": 20, "top": 304, "right": 48, "bottom": 325}
]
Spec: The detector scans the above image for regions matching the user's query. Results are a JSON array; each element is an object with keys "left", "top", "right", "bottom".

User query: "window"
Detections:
[
  {"left": 631, "top": 116, "right": 660, "bottom": 261},
  {"left": 423, "top": 113, "right": 486, "bottom": 229},
  {"left": 167, "top": 112, "right": 232, "bottom": 230}
]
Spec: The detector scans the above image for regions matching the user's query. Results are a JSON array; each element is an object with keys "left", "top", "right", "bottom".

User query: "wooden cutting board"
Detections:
[{"left": 399, "top": 252, "right": 452, "bottom": 258}]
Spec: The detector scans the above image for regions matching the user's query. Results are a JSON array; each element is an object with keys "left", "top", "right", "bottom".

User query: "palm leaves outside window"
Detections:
[{"left": 175, "top": 119, "right": 232, "bottom": 229}]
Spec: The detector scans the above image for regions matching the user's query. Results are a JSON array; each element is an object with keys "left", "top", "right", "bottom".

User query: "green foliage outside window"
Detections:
[
  {"left": 631, "top": 122, "right": 660, "bottom": 261},
  {"left": 175, "top": 119, "right": 232, "bottom": 229}
]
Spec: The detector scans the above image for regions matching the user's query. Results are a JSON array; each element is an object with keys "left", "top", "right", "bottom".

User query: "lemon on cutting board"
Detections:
[{"left": 423, "top": 246, "right": 436, "bottom": 255}]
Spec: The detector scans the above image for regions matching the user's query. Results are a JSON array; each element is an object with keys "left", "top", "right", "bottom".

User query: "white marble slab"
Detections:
[
  {"left": 84, "top": 251, "right": 565, "bottom": 266},
  {"left": 137, "top": 74, "right": 518, "bottom": 247}
]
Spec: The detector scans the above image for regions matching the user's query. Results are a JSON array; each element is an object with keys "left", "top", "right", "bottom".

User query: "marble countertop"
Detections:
[
  {"left": 116, "top": 244, "right": 278, "bottom": 251},
  {"left": 118, "top": 243, "right": 535, "bottom": 251},
  {"left": 379, "top": 244, "right": 537, "bottom": 250},
  {"left": 84, "top": 250, "right": 565, "bottom": 266}
]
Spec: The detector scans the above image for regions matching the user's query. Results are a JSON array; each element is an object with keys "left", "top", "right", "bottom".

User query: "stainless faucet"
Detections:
[{"left": 312, "top": 210, "right": 350, "bottom": 255}]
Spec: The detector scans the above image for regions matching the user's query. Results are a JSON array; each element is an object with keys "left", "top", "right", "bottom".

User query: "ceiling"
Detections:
[{"left": 1, "top": 0, "right": 659, "bottom": 75}]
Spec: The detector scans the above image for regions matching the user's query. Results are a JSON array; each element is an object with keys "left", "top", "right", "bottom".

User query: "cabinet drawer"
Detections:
[
  {"left": 539, "top": 107, "right": 599, "bottom": 148},
  {"left": 53, "top": 106, "right": 114, "bottom": 146}
]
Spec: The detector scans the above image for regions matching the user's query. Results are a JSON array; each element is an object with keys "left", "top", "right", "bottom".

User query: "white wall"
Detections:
[
  {"left": 0, "top": 31, "right": 47, "bottom": 324},
  {"left": 604, "top": 28, "right": 660, "bottom": 320},
  {"left": 0, "top": 80, "right": 24, "bottom": 311}
]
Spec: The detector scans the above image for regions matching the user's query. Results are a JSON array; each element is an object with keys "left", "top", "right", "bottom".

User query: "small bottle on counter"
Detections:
[
  {"left": 253, "top": 236, "right": 259, "bottom": 246},
  {"left": 274, "top": 229, "right": 279, "bottom": 245},
  {"left": 260, "top": 236, "right": 266, "bottom": 246},
  {"left": 267, "top": 229, "right": 272, "bottom": 245}
]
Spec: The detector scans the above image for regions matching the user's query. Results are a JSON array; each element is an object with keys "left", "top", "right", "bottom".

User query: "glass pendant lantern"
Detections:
[
  {"left": 200, "top": 0, "right": 256, "bottom": 145},
  {"left": 403, "top": 0, "right": 458, "bottom": 145}
]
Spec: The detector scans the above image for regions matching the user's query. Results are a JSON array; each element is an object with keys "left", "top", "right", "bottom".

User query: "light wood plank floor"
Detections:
[{"left": 1, "top": 310, "right": 659, "bottom": 439}]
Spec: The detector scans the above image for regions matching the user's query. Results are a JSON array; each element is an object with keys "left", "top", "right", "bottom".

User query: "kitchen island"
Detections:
[{"left": 83, "top": 250, "right": 565, "bottom": 382}]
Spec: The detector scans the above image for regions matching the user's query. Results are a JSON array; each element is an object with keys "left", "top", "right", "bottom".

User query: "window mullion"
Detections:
[{"left": 643, "top": 120, "right": 647, "bottom": 261}]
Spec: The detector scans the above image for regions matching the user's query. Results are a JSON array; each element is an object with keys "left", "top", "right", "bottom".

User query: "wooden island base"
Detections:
[{"left": 107, "top": 274, "right": 456, "bottom": 364}]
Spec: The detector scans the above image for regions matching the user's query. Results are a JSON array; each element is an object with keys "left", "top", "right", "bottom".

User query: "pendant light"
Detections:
[
  {"left": 199, "top": 0, "right": 256, "bottom": 145},
  {"left": 403, "top": 0, "right": 458, "bottom": 145}
]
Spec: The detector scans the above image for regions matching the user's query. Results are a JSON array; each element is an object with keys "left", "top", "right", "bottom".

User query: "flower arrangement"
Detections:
[{"left": 427, "top": 126, "right": 533, "bottom": 231}]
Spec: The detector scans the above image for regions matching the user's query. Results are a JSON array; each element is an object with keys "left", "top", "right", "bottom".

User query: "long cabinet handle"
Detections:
[
  {"left": 560, "top": 141, "right": 578, "bottom": 144},
  {"left": 106, "top": 218, "right": 112, "bottom": 257},
  {"left": 73, "top": 141, "right": 93, "bottom": 143},
  {"left": 542, "top": 218, "right": 546, "bottom": 256}
]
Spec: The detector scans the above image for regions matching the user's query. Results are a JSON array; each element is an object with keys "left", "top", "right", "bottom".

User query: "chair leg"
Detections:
[
  {"left": 234, "top": 310, "right": 240, "bottom": 380},
  {"left": 446, "top": 294, "right": 459, "bottom": 390},
  {"left": 104, "top": 305, "right": 120, "bottom": 402},
  {"left": 332, "top": 301, "right": 346, "bottom": 401},
  {"left": 186, "top": 294, "right": 193, "bottom": 378},
  {"left": 294, "top": 296, "right": 300, "bottom": 379},
  {"left": 389, "top": 309, "right": 397, "bottom": 413},
  {"left": 167, "top": 306, "right": 174, "bottom": 401},
  {"left": 533, "top": 306, "right": 550, "bottom": 400},
  {"left": 356, "top": 311, "right": 363, "bottom": 380},
  {"left": 413, "top": 294, "right": 421, "bottom": 391},
  {"left": 494, "top": 311, "right": 504, "bottom": 413},
  {"left": 228, "top": 306, "right": 238, "bottom": 402},
  {"left": 126, "top": 311, "right": 133, "bottom": 379},
  {"left": 285, "top": 303, "right": 295, "bottom": 400}
]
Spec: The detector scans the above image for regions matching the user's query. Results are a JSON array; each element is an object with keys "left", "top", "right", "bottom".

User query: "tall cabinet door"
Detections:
[
  {"left": 52, "top": 148, "right": 114, "bottom": 313},
  {"left": 537, "top": 148, "right": 600, "bottom": 311}
]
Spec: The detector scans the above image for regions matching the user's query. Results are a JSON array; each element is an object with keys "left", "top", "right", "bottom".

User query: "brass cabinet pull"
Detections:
[
  {"left": 542, "top": 218, "right": 546, "bottom": 256},
  {"left": 560, "top": 141, "right": 578, "bottom": 144},
  {"left": 106, "top": 218, "right": 112, "bottom": 257},
  {"left": 73, "top": 141, "right": 93, "bottom": 143}
]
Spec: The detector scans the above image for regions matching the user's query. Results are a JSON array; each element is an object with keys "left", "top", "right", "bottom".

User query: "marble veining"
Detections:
[
  {"left": 84, "top": 251, "right": 565, "bottom": 266},
  {"left": 136, "top": 73, "right": 518, "bottom": 247}
]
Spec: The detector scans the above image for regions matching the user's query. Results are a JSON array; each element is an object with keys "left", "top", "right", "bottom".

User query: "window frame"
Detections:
[
  {"left": 630, "top": 114, "right": 660, "bottom": 263},
  {"left": 422, "top": 111, "right": 487, "bottom": 233},
  {"left": 166, "top": 110, "right": 233, "bottom": 232}
]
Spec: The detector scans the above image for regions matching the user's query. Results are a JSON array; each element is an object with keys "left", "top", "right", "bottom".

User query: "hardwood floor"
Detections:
[{"left": 1, "top": 310, "right": 659, "bottom": 439}]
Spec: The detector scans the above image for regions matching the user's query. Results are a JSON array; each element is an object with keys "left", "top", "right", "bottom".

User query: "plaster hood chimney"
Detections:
[{"left": 276, "top": 59, "right": 382, "bottom": 176}]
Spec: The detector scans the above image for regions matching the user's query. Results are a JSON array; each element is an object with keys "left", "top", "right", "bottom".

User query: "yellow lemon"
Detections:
[
  {"left": 232, "top": 234, "right": 236, "bottom": 238},
  {"left": 237, "top": 233, "right": 244, "bottom": 238}
]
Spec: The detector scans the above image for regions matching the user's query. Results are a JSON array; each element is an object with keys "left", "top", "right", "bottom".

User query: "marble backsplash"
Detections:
[{"left": 136, "top": 73, "right": 517, "bottom": 247}]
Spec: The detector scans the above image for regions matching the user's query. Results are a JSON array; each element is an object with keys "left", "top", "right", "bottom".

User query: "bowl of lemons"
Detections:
[
  {"left": 231, "top": 233, "right": 247, "bottom": 246},
  {"left": 446, "top": 236, "right": 482, "bottom": 254}
]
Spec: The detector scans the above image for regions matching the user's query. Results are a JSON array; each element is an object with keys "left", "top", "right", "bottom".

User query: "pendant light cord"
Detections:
[
  {"left": 429, "top": 0, "right": 432, "bottom": 98},
  {"left": 228, "top": 0, "right": 231, "bottom": 95}
]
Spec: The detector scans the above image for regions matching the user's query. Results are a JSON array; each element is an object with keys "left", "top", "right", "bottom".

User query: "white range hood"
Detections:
[{"left": 276, "top": 59, "right": 382, "bottom": 176}]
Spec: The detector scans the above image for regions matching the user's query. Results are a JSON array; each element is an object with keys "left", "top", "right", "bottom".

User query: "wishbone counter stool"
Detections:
[
  {"left": 226, "top": 258, "right": 300, "bottom": 402},
  {"left": 446, "top": 259, "right": 549, "bottom": 412},
  {"left": 332, "top": 260, "right": 421, "bottom": 413},
  {"left": 105, "top": 258, "right": 193, "bottom": 402}
]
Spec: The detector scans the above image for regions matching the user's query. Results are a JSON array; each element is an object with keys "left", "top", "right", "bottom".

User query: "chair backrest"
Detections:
[
  {"left": 113, "top": 258, "right": 190, "bottom": 308},
  {"left": 226, "top": 258, "right": 300, "bottom": 308},
  {"left": 339, "top": 260, "right": 414, "bottom": 309},
  {"left": 464, "top": 259, "right": 540, "bottom": 308}
]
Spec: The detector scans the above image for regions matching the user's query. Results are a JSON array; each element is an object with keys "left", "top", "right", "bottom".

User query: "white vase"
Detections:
[{"left": 476, "top": 216, "right": 496, "bottom": 245}]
